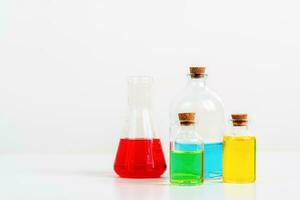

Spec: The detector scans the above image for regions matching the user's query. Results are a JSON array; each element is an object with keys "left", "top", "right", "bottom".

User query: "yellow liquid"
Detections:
[{"left": 223, "top": 136, "right": 256, "bottom": 183}]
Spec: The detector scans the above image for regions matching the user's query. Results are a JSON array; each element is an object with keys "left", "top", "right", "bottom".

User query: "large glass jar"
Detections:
[{"left": 170, "top": 66, "right": 225, "bottom": 180}]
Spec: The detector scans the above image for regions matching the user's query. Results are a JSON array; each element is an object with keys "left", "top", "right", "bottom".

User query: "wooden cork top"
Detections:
[
  {"left": 190, "top": 66, "right": 206, "bottom": 78},
  {"left": 178, "top": 112, "right": 195, "bottom": 125},
  {"left": 231, "top": 114, "right": 248, "bottom": 126}
]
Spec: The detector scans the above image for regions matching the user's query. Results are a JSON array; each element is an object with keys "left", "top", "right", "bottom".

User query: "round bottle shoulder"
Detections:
[
  {"left": 171, "top": 93, "right": 224, "bottom": 115},
  {"left": 174, "top": 128, "right": 203, "bottom": 142},
  {"left": 171, "top": 86, "right": 223, "bottom": 107}
]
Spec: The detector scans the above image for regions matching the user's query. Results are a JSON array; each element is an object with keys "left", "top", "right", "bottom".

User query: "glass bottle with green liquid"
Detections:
[
  {"left": 223, "top": 114, "right": 256, "bottom": 183},
  {"left": 170, "top": 112, "right": 204, "bottom": 185}
]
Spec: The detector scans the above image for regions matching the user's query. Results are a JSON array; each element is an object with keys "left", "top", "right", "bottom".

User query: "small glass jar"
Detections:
[
  {"left": 223, "top": 114, "right": 256, "bottom": 183},
  {"left": 170, "top": 113, "right": 204, "bottom": 185}
]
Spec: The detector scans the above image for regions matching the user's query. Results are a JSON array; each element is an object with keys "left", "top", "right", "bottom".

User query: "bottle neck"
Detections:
[
  {"left": 180, "top": 124, "right": 196, "bottom": 131},
  {"left": 231, "top": 125, "right": 249, "bottom": 136},
  {"left": 187, "top": 75, "right": 207, "bottom": 88}
]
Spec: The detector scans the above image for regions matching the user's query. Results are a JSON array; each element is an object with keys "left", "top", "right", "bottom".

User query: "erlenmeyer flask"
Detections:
[{"left": 114, "top": 76, "right": 167, "bottom": 178}]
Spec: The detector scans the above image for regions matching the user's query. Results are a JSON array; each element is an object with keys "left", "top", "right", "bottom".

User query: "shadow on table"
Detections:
[
  {"left": 23, "top": 165, "right": 170, "bottom": 184},
  {"left": 223, "top": 184, "right": 256, "bottom": 200},
  {"left": 168, "top": 183, "right": 256, "bottom": 200},
  {"left": 113, "top": 176, "right": 169, "bottom": 185}
]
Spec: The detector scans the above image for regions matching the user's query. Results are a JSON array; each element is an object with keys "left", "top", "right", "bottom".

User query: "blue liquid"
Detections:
[
  {"left": 175, "top": 142, "right": 201, "bottom": 151},
  {"left": 204, "top": 142, "right": 223, "bottom": 180}
]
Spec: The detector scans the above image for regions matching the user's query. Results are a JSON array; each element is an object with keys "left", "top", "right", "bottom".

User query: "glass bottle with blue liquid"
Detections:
[
  {"left": 170, "top": 66, "right": 225, "bottom": 180},
  {"left": 170, "top": 112, "right": 204, "bottom": 185}
]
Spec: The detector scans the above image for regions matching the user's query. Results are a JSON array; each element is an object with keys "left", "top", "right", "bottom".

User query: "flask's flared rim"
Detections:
[{"left": 127, "top": 76, "right": 154, "bottom": 85}]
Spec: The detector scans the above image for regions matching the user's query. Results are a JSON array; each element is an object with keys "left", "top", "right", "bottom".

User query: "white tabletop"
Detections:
[{"left": 0, "top": 151, "right": 299, "bottom": 200}]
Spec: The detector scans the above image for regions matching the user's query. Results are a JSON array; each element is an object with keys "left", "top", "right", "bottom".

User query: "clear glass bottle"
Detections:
[
  {"left": 223, "top": 114, "right": 256, "bottom": 183},
  {"left": 114, "top": 76, "right": 167, "bottom": 178},
  {"left": 170, "top": 66, "right": 225, "bottom": 180},
  {"left": 170, "top": 112, "right": 204, "bottom": 185}
]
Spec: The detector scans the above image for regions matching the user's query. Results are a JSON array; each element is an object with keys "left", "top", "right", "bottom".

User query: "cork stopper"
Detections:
[
  {"left": 190, "top": 66, "right": 206, "bottom": 78},
  {"left": 231, "top": 114, "right": 248, "bottom": 126},
  {"left": 178, "top": 112, "right": 195, "bottom": 126}
]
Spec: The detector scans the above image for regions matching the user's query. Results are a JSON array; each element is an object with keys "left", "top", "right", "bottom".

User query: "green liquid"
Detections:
[{"left": 170, "top": 150, "right": 204, "bottom": 185}]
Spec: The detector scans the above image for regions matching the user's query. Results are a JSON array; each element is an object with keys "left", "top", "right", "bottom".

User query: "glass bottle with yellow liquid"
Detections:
[{"left": 223, "top": 114, "right": 256, "bottom": 183}]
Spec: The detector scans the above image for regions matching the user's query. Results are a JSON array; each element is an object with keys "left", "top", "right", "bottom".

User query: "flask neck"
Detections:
[
  {"left": 128, "top": 93, "right": 152, "bottom": 109},
  {"left": 128, "top": 77, "right": 153, "bottom": 109},
  {"left": 126, "top": 76, "right": 155, "bottom": 139}
]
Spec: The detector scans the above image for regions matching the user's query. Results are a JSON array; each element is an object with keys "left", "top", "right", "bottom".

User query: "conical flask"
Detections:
[{"left": 114, "top": 76, "right": 167, "bottom": 178}]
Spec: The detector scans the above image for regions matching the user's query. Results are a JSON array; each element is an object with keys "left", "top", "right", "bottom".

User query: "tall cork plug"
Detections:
[
  {"left": 231, "top": 114, "right": 248, "bottom": 126},
  {"left": 190, "top": 66, "right": 206, "bottom": 78},
  {"left": 178, "top": 112, "right": 195, "bottom": 126}
]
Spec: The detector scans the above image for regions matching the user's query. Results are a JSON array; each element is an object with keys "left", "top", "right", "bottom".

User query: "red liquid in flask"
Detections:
[{"left": 114, "top": 138, "right": 167, "bottom": 178}]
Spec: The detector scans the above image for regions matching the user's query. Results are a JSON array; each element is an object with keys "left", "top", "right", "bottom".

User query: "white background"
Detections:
[{"left": 1, "top": 0, "right": 300, "bottom": 154}]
